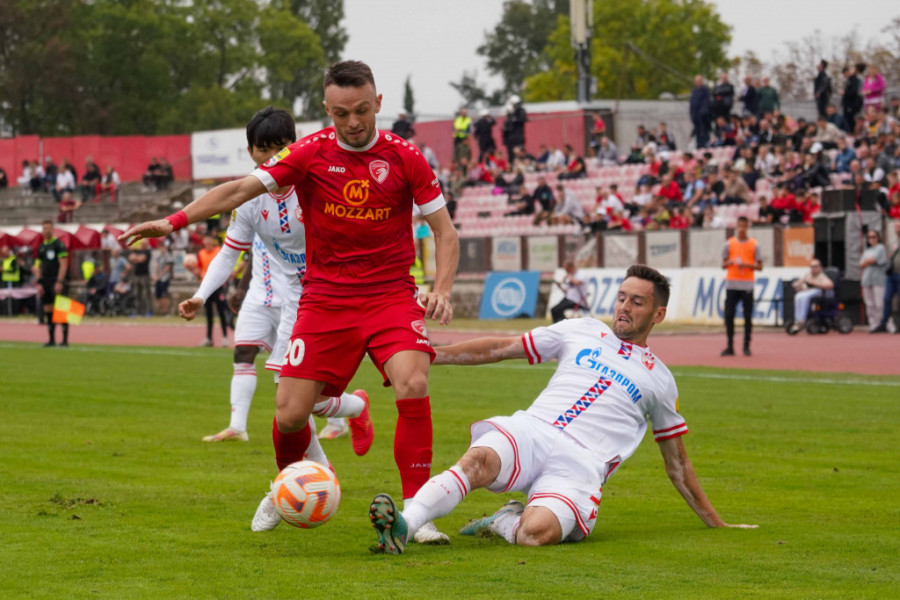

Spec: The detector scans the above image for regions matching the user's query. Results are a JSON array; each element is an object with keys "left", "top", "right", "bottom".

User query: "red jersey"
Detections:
[{"left": 252, "top": 128, "right": 444, "bottom": 296}]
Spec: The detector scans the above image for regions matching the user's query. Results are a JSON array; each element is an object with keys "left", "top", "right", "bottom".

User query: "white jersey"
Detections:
[
  {"left": 520, "top": 318, "right": 687, "bottom": 482},
  {"left": 223, "top": 185, "right": 307, "bottom": 293},
  {"left": 242, "top": 234, "right": 288, "bottom": 309}
]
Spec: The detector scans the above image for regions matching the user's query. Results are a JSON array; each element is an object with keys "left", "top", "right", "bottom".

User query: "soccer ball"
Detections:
[{"left": 271, "top": 460, "right": 341, "bottom": 529}]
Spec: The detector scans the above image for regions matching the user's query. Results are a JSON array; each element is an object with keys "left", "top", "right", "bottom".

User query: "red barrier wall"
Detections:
[{"left": 1, "top": 134, "right": 190, "bottom": 185}]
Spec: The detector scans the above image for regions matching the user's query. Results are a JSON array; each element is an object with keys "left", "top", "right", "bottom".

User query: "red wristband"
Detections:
[{"left": 165, "top": 210, "right": 188, "bottom": 231}]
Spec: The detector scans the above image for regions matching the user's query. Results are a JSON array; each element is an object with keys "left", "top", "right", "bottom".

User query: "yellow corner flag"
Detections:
[{"left": 52, "top": 295, "right": 85, "bottom": 325}]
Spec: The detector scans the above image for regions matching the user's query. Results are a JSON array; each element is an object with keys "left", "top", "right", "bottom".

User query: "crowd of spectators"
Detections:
[{"left": 11, "top": 156, "right": 123, "bottom": 206}]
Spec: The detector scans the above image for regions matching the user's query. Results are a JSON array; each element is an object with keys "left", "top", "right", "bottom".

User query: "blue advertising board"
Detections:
[{"left": 479, "top": 271, "right": 541, "bottom": 319}]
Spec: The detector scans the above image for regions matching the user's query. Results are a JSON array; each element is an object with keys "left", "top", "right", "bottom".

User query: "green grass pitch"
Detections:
[{"left": 1, "top": 342, "right": 898, "bottom": 599}]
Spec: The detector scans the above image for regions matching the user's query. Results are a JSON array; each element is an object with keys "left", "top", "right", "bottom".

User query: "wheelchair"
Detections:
[{"left": 784, "top": 267, "right": 854, "bottom": 335}]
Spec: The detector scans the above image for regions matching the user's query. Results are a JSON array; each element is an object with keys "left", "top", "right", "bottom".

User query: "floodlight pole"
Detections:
[{"left": 571, "top": 0, "right": 593, "bottom": 104}]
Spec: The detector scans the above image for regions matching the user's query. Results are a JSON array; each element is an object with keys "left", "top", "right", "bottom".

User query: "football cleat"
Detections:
[
  {"left": 317, "top": 421, "right": 349, "bottom": 440},
  {"left": 369, "top": 493, "right": 408, "bottom": 555},
  {"left": 459, "top": 499, "right": 525, "bottom": 536},
  {"left": 348, "top": 389, "right": 374, "bottom": 456},
  {"left": 251, "top": 489, "right": 282, "bottom": 532},
  {"left": 202, "top": 428, "right": 249, "bottom": 443},
  {"left": 412, "top": 520, "right": 450, "bottom": 545}
]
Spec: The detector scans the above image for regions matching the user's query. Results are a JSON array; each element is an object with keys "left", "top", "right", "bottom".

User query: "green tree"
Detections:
[
  {"left": 403, "top": 75, "right": 415, "bottom": 118},
  {"left": 448, "top": 71, "right": 504, "bottom": 109},
  {"left": 476, "top": 0, "right": 568, "bottom": 97},
  {"left": 524, "top": 0, "right": 732, "bottom": 102}
]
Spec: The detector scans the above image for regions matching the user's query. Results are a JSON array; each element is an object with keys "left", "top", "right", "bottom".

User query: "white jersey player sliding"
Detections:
[{"left": 370, "top": 264, "right": 757, "bottom": 554}]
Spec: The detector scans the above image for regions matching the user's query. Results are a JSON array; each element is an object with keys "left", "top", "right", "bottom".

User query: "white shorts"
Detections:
[
  {"left": 234, "top": 302, "right": 280, "bottom": 353},
  {"left": 264, "top": 301, "right": 297, "bottom": 373},
  {"left": 470, "top": 411, "right": 603, "bottom": 542}
]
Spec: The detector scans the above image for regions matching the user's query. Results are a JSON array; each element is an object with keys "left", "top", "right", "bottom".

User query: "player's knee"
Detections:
[
  {"left": 457, "top": 447, "right": 500, "bottom": 489},
  {"left": 233, "top": 345, "right": 258, "bottom": 364},
  {"left": 515, "top": 519, "right": 561, "bottom": 547},
  {"left": 393, "top": 371, "right": 428, "bottom": 399},
  {"left": 275, "top": 406, "right": 308, "bottom": 433}
]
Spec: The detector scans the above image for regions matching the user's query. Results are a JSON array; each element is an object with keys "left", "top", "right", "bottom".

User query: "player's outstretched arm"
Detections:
[
  {"left": 434, "top": 336, "right": 525, "bottom": 366},
  {"left": 422, "top": 206, "right": 459, "bottom": 325},
  {"left": 119, "top": 176, "right": 266, "bottom": 246},
  {"left": 658, "top": 436, "right": 758, "bottom": 529},
  {"left": 179, "top": 245, "right": 243, "bottom": 320}
]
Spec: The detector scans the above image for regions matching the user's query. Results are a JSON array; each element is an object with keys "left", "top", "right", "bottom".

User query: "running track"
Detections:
[{"left": 1, "top": 320, "right": 896, "bottom": 376}]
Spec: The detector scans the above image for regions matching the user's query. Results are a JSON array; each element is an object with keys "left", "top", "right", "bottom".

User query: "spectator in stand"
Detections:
[
  {"left": 624, "top": 144, "right": 644, "bottom": 164},
  {"left": 128, "top": 239, "right": 153, "bottom": 317},
  {"left": 534, "top": 144, "right": 550, "bottom": 170},
  {"left": 504, "top": 184, "right": 535, "bottom": 217},
  {"left": 98, "top": 165, "right": 121, "bottom": 202},
  {"left": 143, "top": 157, "right": 160, "bottom": 190},
  {"left": 156, "top": 158, "right": 173, "bottom": 190},
  {"left": 825, "top": 104, "right": 847, "bottom": 132},
  {"left": 81, "top": 157, "right": 102, "bottom": 202},
  {"left": 842, "top": 65, "right": 864, "bottom": 133},
  {"left": 420, "top": 143, "right": 439, "bottom": 170},
  {"left": 813, "top": 115, "right": 844, "bottom": 150},
  {"left": 495, "top": 166, "right": 524, "bottom": 195},
  {"left": 859, "top": 230, "right": 889, "bottom": 332},
  {"left": 788, "top": 259, "right": 836, "bottom": 333},
  {"left": 42, "top": 157, "right": 57, "bottom": 193},
  {"left": 656, "top": 122, "right": 676, "bottom": 151},
  {"left": 712, "top": 72, "right": 735, "bottom": 121},
  {"left": 814, "top": 60, "right": 832, "bottom": 118},
  {"left": 545, "top": 145, "right": 567, "bottom": 171},
  {"left": 870, "top": 220, "right": 900, "bottom": 333},
  {"left": 698, "top": 204, "right": 725, "bottom": 229},
  {"left": 757, "top": 77, "right": 780, "bottom": 118},
  {"left": 713, "top": 116, "right": 736, "bottom": 147},
  {"left": 798, "top": 190, "right": 821, "bottom": 223},
  {"left": 0, "top": 166, "right": 7, "bottom": 189},
  {"left": 634, "top": 124, "right": 649, "bottom": 148},
  {"left": 797, "top": 148, "right": 831, "bottom": 190},
  {"left": 669, "top": 206, "right": 691, "bottom": 229},
  {"left": 690, "top": 75, "right": 712, "bottom": 149},
  {"left": 154, "top": 242, "right": 175, "bottom": 315},
  {"left": 721, "top": 167, "right": 750, "bottom": 205},
  {"left": 755, "top": 196, "right": 776, "bottom": 224},
  {"left": 832, "top": 138, "right": 856, "bottom": 175},
  {"left": 101, "top": 228, "right": 120, "bottom": 251},
  {"left": 16, "top": 160, "right": 36, "bottom": 193},
  {"left": 888, "top": 190, "right": 900, "bottom": 219},
  {"left": 739, "top": 76, "right": 758, "bottom": 117},
  {"left": 557, "top": 144, "right": 587, "bottom": 180},
  {"left": 108, "top": 246, "right": 130, "bottom": 296},
  {"left": 502, "top": 95, "right": 527, "bottom": 164},
  {"left": 682, "top": 169, "right": 705, "bottom": 206},
  {"left": 741, "top": 158, "right": 760, "bottom": 193},
  {"left": 657, "top": 172, "right": 683, "bottom": 208},
  {"left": 596, "top": 136, "right": 619, "bottom": 166},
  {"left": 551, "top": 184, "right": 585, "bottom": 226},
  {"left": 549, "top": 260, "right": 587, "bottom": 323},
  {"left": 473, "top": 109, "right": 496, "bottom": 164},
  {"left": 57, "top": 190, "right": 82, "bottom": 223},
  {"left": 530, "top": 177, "right": 555, "bottom": 226},
  {"left": 391, "top": 111, "right": 415, "bottom": 140},
  {"left": 862, "top": 65, "right": 886, "bottom": 113}
]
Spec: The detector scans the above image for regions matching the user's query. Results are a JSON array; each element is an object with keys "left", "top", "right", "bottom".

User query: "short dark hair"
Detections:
[
  {"left": 625, "top": 264, "right": 670, "bottom": 308},
  {"left": 246, "top": 106, "right": 296, "bottom": 150},
  {"left": 737, "top": 215, "right": 750, "bottom": 224},
  {"left": 42, "top": 219, "right": 53, "bottom": 226},
  {"left": 324, "top": 60, "right": 375, "bottom": 90}
]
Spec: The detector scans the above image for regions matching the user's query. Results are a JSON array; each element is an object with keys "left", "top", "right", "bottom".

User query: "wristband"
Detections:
[{"left": 165, "top": 210, "right": 189, "bottom": 231}]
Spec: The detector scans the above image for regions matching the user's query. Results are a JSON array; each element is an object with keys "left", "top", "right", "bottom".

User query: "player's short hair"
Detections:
[
  {"left": 737, "top": 216, "right": 750, "bottom": 225},
  {"left": 324, "top": 60, "right": 376, "bottom": 90},
  {"left": 625, "top": 264, "right": 670, "bottom": 308},
  {"left": 246, "top": 106, "right": 296, "bottom": 150},
  {"left": 42, "top": 219, "right": 53, "bottom": 226}
]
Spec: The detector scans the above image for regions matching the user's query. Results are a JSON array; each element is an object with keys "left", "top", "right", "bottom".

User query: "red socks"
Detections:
[
  {"left": 394, "top": 396, "right": 433, "bottom": 499},
  {"left": 272, "top": 417, "right": 311, "bottom": 471}
]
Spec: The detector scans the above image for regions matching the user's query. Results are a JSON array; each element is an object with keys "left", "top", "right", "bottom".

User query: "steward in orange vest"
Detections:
[{"left": 721, "top": 216, "right": 762, "bottom": 356}]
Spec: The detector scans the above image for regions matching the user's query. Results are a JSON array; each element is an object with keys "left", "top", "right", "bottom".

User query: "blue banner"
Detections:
[{"left": 479, "top": 271, "right": 541, "bottom": 319}]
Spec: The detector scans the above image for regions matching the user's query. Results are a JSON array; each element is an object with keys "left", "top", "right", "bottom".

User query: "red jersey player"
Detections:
[{"left": 121, "top": 61, "right": 460, "bottom": 542}]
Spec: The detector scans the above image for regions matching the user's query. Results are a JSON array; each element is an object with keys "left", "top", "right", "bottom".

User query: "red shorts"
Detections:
[{"left": 279, "top": 287, "right": 435, "bottom": 396}]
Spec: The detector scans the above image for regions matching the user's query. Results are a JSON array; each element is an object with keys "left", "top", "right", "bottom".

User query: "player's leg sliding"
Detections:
[
  {"left": 458, "top": 500, "right": 525, "bottom": 541},
  {"left": 393, "top": 395, "right": 448, "bottom": 544},
  {"left": 369, "top": 494, "right": 408, "bottom": 555},
  {"left": 203, "top": 361, "right": 255, "bottom": 442},
  {"left": 313, "top": 390, "right": 374, "bottom": 456}
]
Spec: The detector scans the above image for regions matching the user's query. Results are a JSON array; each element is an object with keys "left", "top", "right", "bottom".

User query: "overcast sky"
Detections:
[{"left": 342, "top": 0, "right": 897, "bottom": 119}]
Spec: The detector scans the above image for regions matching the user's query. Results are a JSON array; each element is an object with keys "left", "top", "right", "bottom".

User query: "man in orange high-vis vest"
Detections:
[{"left": 721, "top": 216, "right": 763, "bottom": 356}]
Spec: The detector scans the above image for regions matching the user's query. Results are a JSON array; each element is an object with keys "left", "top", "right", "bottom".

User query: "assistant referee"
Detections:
[{"left": 35, "top": 220, "right": 70, "bottom": 347}]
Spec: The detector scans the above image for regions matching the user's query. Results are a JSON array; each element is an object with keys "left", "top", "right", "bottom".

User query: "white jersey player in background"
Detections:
[
  {"left": 180, "top": 107, "right": 374, "bottom": 478},
  {"left": 370, "top": 264, "right": 756, "bottom": 554}
]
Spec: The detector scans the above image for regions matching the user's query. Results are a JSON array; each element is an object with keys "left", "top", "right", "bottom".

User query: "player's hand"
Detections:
[
  {"left": 228, "top": 289, "right": 245, "bottom": 313},
  {"left": 54, "top": 281, "right": 63, "bottom": 294},
  {"left": 422, "top": 291, "right": 453, "bottom": 325},
  {"left": 178, "top": 297, "right": 204, "bottom": 321},
  {"left": 119, "top": 219, "right": 173, "bottom": 247}
]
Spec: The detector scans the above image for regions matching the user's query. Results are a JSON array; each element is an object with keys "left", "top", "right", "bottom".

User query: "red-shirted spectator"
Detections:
[
  {"left": 669, "top": 206, "right": 692, "bottom": 229},
  {"left": 657, "top": 173, "right": 684, "bottom": 205}
]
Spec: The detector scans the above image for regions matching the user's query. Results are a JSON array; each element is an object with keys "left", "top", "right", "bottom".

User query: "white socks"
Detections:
[
  {"left": 228, "top": 363, "right": 256, "bottom": 433},
  {"left": 303, "top": 418, "right": 329, "bottom": 467},
  {"left": 401, "top": 465, "right": 470, "bottom": 535},
  {"left": 313, "top": 392, "right": 365, "bottom": 418},
  {"left": 490, "top": 512, "right": 521, "bottom": 544}
]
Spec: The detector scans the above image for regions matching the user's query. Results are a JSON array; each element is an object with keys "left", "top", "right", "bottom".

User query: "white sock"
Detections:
[
  {"left": 401, "top": 465, "right": 470, "bottom": 535},
  {"left": 313, "top": 392, "right": 365, "bottom": 418},
  {"left": 228, "top": 363, "right": 256, "bottom": 432},
  {"left": 303, "top": 419, "right": 329, "bottom": 467},
  {"left": 490, "top": 512, "right": 522, "bottom": 544},
  {"left": 327, "top": 417, "right": 347, "bottom": 429}
]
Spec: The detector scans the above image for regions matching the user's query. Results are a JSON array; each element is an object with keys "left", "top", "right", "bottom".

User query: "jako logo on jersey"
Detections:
[
  {"left": 264, "top": 147, "right": 290, "bottom": 167},
  {"left": 369, "top": 160, "right": 389, "bottom": 183},
  {"left": 575, "top": 347, "right": 603, "bottom": 370},
  {"left": 342, "top": 179, "right": 370, "bottom": 205},
  {"left": 411, "top": 320, "right": 427, "bottom": 336},
  {"left": 328, "top": 165, "right": 346, "bottom": 173},
  {"left": 286, "top": 338, "right": 305, "bottom": 366},
  {"left": 261, "top": 209, "right": 269, "bottom": 221}
]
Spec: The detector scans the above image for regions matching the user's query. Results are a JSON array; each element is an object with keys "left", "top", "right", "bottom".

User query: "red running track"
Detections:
[{"left": 1, "top": 320, "right": 896, "bottom": 376}]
